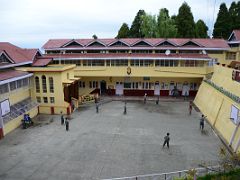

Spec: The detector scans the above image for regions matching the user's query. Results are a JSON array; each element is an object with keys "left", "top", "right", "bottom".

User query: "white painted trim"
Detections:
[
  {"left": 44, "top": 47, "right": 230, "bottom": 51},
  {"left": 54, "top": 57, "right": 212, "bottom": 61},
  {"left": 228, "top": 41, "right": 240, "bottom": 44},
  {"left": 0, "top": 61, "right": 32, "bottom": 69},
  {"left": 228, "top": 32, "right": 234, "bottom": 41},
  {"left": 0, "top": 73, "right": 33, "bottom": 85}
]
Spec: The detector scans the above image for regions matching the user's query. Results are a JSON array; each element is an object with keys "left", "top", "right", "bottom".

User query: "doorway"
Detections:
[
  {"left": 100, "top": 80, "right": 107, "bottom": 94},
  {"left": 154, "top": 81, "right": 160, "bottom": 95}
]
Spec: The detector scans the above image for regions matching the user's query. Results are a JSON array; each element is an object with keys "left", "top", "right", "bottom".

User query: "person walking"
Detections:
[
  {"left": 61, "top": 111, "right": 64, "bottom": 125},
  {"left": 163, "top": 133, "right": 170, "bottom": 149},
  {"left": 65, "top": 117, "right": 69, "bottom": 131},
  {"left": 200, "top": 115, "right": 206, "bottom": 131},
  {"left": 189, "top": 101, "right": 193, "bottom": 115},
  {"left": 144, "top": 93, "right": 147, "bottom": 104}
]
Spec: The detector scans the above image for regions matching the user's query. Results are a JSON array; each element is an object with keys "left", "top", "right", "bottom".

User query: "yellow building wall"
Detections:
[
  {"left": 3, "top": 106, "right": 38, "bottom": 136},
  {"left": 0, "top": 87, "right": 31, "bottom": 106},
  {"left": 194, "top": 65, "right": 240, "bottom": 152},
  {"left": 32, "top": 69, "right": 72, "bottom": 115},
  {"left": 211, "top": 65, "right": 240, "bottom": 97},
  {"left": 74, "top": 66, "right": 208, "bottom": 78}
]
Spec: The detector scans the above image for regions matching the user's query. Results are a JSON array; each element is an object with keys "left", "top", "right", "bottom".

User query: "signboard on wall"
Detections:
[
  {"left": 230, "top": 105, "right": 240, "bottom": 125},
  {"left": 0, "top": 99, "right": 10, "bottom": 117}
]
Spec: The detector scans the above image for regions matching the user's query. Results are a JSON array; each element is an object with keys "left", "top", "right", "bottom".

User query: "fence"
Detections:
[{"left": 102, "top": 165, "right": 222, "bottom": 180}]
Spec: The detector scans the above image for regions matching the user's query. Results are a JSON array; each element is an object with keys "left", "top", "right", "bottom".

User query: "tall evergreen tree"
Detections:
[
  {"left": 229, "top": 1, "right": 240, "bottom": 30},
  {"left": 156, "top": 8, "right": 177, "bottom": 38},
  {"left": 116, "top": 23, "right": 130, "bottom": 38},
  {"left": 176, "top": 2, "right": 195, "bottom": 38},
  {"left": 129, "top": 10, "right": 146, "bottom": 38},
  {"left": 195, "top": 19, "right": 208, "bottom": 38},
  {"left": 213, "top": 3, "right": 231, "bottom": 39}
]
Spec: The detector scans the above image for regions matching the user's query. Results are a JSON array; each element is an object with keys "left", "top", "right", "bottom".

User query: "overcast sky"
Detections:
[{"left": 0, "top": 0, "right": 233, "bottom": 48}]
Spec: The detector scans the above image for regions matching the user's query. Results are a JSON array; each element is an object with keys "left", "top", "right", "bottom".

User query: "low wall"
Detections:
[{"left": 3, "top": 106, "right": 38, "bottom": 136}]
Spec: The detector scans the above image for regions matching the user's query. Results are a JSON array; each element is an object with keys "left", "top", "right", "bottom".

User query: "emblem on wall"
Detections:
[{"left": 127, "top": 67, "right": 131, "bottom": 75}]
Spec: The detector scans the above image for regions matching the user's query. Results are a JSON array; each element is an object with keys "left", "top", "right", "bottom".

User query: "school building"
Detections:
[{"left": 0, "top": 30, "right": 240, "bottom": 146}]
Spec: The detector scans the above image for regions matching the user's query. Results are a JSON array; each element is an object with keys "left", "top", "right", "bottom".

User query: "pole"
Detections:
[{"left": 0, "top": 109, "right": 4, "bottom": 139}]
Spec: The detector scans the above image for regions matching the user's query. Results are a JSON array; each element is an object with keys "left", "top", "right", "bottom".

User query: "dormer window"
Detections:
[{"left": 0, "top": 53, "right": 12, "bottom": 64}]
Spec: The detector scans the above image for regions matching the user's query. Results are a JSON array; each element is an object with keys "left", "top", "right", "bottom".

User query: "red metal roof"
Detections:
[
  {"left": 0, "top": 70, "right": 30, "bottom": 81},
  {"left": 233, "top": 30, "right": 240, "bottom": 41},
  {"left": 32, "top": 58, "right": 52, "bottom": 67},
  {"left": 45, "top": 53, "right": 211, "bottom": 60},
  {"left": 42, "top": 38, "right": 229, "bottom": 49},
  {"left": 0, "top": 42, "right": 38, "bottom": 64}
]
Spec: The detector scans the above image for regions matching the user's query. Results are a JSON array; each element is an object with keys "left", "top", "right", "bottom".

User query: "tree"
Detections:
[
  {"left": 213, "top": 3, "right": 231, "bottom": 39},
  {"left": 229, "top": 1, "right": 240, "bottom": 31},
  {"left": 129, "top": 10, "right": 146, "bottom": 38},
  {"left": 176, "top": 2, "right": 195, "bottom": 38},
  {"left": 116, "top": 23, "right": 130, "bottom": 38},
  {"left": 156, "top": 8, "right": 177, "bottom": 38},
  {"left": 195, "top": 19, "right": 208, "bottom": 38},
  {"left": 92, "top": 34, "right": 98, "bottom": 39},
  {"left": 140, "top": 13, "right": 157, "bottom": 38}
]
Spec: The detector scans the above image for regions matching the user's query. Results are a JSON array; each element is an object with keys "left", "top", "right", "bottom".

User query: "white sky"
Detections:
[{"left": 0, "top": 0, "right": 233, "bottom": 48}]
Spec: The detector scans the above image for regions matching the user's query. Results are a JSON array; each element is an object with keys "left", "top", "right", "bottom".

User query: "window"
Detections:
[
  {"left": 0, "top": 84, "right": 9, "bottom": 94},
  {"left": 83, "top": 60, "right": 104, "bottom": 66},
  {"left": 22, "top": 78, "right": 29, "bottom": 87},
  {"left": 36, "top": 97, "right": 41, "bottom": 103},
  {"left": 35, "top": 76, "right": 40, "bottom": 93},
  {"left": 79, "top": 81, "right": 85, "bottom": 88},
  {"left": 108, "top": 60, "right": 128, "bottom": 66},
  {"left": 50, "top": 97, "right": 55, "bottom": 103},
  {"left": 89, "top": 81, "right": 98, "bottom": 88},
  {"left": 124, "top": 82, "right": 131, "bottom": 88},
  {"left": 42, "top": 75, "right": 47, "bottom": 93},
  {"left": 226, "top": 52, "right": 236, "bottom": 60},
  {"left": 43, "top": 97, "right": 48, "bottom": 103},
  {"left": 10, "top": 81, "right": 16, "bottom": 91},
  {"left": 17, "top": 79, "right": 23, "bottom": 88},
  {"left": 49, "top": 77, "right": 54, "bottom": 93},
  {"left": 155, "top": 60, "right": 178, "bottom": 67}
]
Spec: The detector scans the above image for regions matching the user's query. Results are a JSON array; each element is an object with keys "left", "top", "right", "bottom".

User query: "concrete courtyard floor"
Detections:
[{"left": 0, "top": 100, "right": 223, "bottom": 180}]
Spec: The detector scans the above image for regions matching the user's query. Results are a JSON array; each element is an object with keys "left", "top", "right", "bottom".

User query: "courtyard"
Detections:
[{"left": 0, "top": 100, "right": 223, "bottom": 180}]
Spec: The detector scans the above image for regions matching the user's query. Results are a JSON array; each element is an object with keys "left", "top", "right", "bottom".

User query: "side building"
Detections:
[{"left": 0, "top": 42, "right": 78, "bottom": 138}]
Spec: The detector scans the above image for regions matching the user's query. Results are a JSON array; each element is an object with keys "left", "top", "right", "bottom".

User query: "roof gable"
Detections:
[
  {"left": 87, "top": 40, "right": 106, "bottom": 47},
  {"left": 108, "top": 40, "right": 129, "bottom": 47},
  {"left": 132, "top": 40, "right": 152, "bottom": 47},
  {"left": 181, "top": 40, "right": 202, "bottom": 47},
  {"left": 228, "top": 30, "right": 240, "bottom": 41},
  {"left": 0, "top": 51, "right": 14, "bottom": 64},
  {"left": 156, "top": 40, "right": 176, "bottom": 47},
  {"left": 61, "top": 40, "right": 84, "bottom": 47}
]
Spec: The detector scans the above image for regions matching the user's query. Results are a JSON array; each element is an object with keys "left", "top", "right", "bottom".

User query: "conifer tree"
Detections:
[
  {"left": 116, "top": 23, "right": 130, "bottom": 38},
  {"left": 129, "top": 10, "right": 146, "bottom": 38},
  {"left": 229, "top": 1, "right": 240, "bottom": 30},
  {"left": 176, "top": 2, "right": 195, "bottom": 38},
  {"left": 195, "top": 20, "right": 208, "bottom": 38},
  {"left": 213, "top": 3, "right": 231, "bottom": 39}
]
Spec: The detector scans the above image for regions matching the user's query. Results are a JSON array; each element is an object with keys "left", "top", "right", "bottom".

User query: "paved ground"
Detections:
[{"left": 0, "top": 100, "right": 223, "bottom": 180}]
